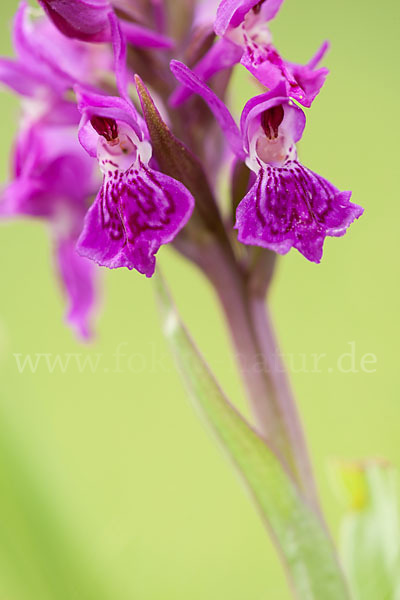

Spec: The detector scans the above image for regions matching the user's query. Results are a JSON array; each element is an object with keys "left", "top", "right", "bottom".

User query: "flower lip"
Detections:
[{"left": 90, "top": 115, "right": 118, "bottom": 141}]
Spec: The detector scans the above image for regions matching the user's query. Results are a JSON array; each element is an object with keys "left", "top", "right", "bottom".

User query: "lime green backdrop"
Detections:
[{"left": 0, "top": 0, "right": 398, "bottom": 598}]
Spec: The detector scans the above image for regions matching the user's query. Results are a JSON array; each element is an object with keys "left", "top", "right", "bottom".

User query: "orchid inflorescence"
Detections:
[
  {"left": 0, "top": 4, "right": 374, "bottom": 596},
  {"left": 0, "top": 0, "right": 363, "bottom": 339}
]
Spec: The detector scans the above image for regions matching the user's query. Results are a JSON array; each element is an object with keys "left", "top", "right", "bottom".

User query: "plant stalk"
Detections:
[{"left": 191, "top": 240, "right": 320, "bottom": 513}]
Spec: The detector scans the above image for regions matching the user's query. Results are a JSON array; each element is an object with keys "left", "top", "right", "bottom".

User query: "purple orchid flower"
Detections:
[
  {"left": 171, "top": 61, "right": 363, "bottom": 263},
  {"left": 74, "top": 87, "right": 195, "bottom": 276},
  {"left": 0, "top": 4, "right": 105, "bottom": 339},
  {"left": 172, "top": 0, "right": 328, "bottom": 108},
  {"left": 38, "top": 0, "right": 174, "bottom": 48},
  {"left": 216, "top": 0, "right": 330, "bottom": 107},
  {"left": 0, "top": 118, "right": 100, "bottom": 339}
]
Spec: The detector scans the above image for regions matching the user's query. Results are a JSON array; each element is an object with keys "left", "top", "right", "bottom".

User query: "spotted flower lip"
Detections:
[
  {"left": 171, "top": 61, "right": 363, "bottom": 263},
  {"left": 75, "top": 87, "right": 195, "bottom": 277},
  {"left": 172, "top": 0, "right": 329, "bottom": 109}
]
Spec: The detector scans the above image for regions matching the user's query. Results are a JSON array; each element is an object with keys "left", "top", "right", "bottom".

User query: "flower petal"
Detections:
[
  {"left": 240, "top": 82, "right": 306, "bottom": 158},
  {"left": 194, "top": 0, "right": 220, "bottom": 28},
  {"left": 38, "top": 0, "right": 111, "bottom": 42},
  {"left": 56, "top": 237, "right": 98, "bottom": 340},
  {"left": 75, "top": 85, "right": 144, "bottom": 157},
  {"left": 108, "top": 12, "right": 129, "bottom": 101},
  {"left": 170, "top": 38, "right": 242, "bottom": 107},
  {"left": 1, "top": 121, "right": 97, "bottom": 220},
  {"left": 215, "top": 0, "right": 283, "bottom": 36},
  {"left": 14, "top": 3, "right": 113, "bottom": 92},
  {"left": 235, "top": 161, "right": 363, "bottom": 263},
  {"left": 0, "top": 57, "right": 49, "bottom": 97},
  {"left": 120, "top": 21, "right": 174, "bottom": 49},
  {"left": 241, "top": 42, "right": 328, "bottom": 108},
  {"left": 170, "top": 60, "right": 245, "bottom": 159},
  {"left": 284, "top": 42, "right": 330, "bottom": 108},
  {"left": 77, "top": 161, "right": 194, "bottom": 276}
]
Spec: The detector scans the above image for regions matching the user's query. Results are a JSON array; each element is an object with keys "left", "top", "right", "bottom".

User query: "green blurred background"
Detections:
[{"left": 0, "top": 0, "right": 399, "bottom": 598}]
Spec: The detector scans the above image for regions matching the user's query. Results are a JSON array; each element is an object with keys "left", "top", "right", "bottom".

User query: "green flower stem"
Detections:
[
  {"left": 192, "top": 240, "right": 320, "bottom": 513},
  {"left": 249, "top": 295, "right": 320, "bottom": 512},
  {"left": 156, "top": 271, "right": 351, "bottom": 600}
]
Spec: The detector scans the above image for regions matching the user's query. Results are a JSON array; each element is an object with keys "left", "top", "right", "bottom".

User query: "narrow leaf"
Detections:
[{"left": 155, "top": 273, "right": 351, "bottom": 600}]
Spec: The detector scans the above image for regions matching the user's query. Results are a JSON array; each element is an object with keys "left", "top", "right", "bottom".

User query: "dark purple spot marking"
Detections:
[
  {"left": 98, "top": 160, "right": 177, "bottom": 248},
  {"left": 251, "top": 160, "right": 349, "bottom": 244},
  {"left": 261, "top": 105, "right": 284, "bottom": 140},
  {"left": 90, "top": 116, "right": 119, "bottom": 141},
  {"left": 253, "top": 0, "right": 266, "bottom": 14}
]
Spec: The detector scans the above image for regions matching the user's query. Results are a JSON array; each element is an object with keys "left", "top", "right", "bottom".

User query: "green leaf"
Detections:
[
  {"left": 155, "top": 273, "right": 351, "bottom": 600},
  {"left": 333, "top": 460, "right": 400, "bottom": 600}
]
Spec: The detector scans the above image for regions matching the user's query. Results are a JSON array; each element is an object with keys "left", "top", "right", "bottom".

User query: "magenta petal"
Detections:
[
  {"left": 10, "top": 3, "right": 113, "bottom": 96},
  {"left": 0, "top": 58, "right": 49, "bottom": 97},
  {"left": 1, "top": 121, "right": 97, "bottom": 219},
  {"left": 75, "top": 86, "right": 143, "bottom": 151},
  {"left": 170, "top": 60, "right": 245, "bottom": 159},
  {"left": 215, "top": 0, "right": 283, "bottom": 36},
  {"left": 77, "top": 161, "right": 194, "bottom": 276},
  {"left": 57, "top": 237, "right": 97, "bottom": 340},
  {"left": 307, "top": 40, "right": 330, "bottom": 70},
  {"left": 108, "top": 12, "right": 129, "bottom": 101},
  {"left": 170, "top": 39, "right": 242, "bottom": 107},
  {"left": 120, "top": 21, "right": 173, "bottom": 49},
  {"left": 75, "top": 86, "right": 141, "bottom": 131},
  {"left": 235, "top": 161, "right": 363, "bottom": 263},
  {"left": 12, "top": 3, "right": 73, "bottom": 92},
  {"left": 194, "top": 0, "right": 220, "bottom": 27},
  {"left": 287, "top": 63, "right": 329, "bottom": 108},
  {"left": 241, "top": 43, "right": 328, "bottom": 108},
  {"left": 38, "top": 0, "right": 111, "bottom": 42},
  {"left": 240, "top": 82, "right": 306, "bottom": 156},
  {"left": 285, "top": 42, "right": 330, "bottom": 108},
  {"left": 0, "top": 177, "right": 50, "bottom": 218}
]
